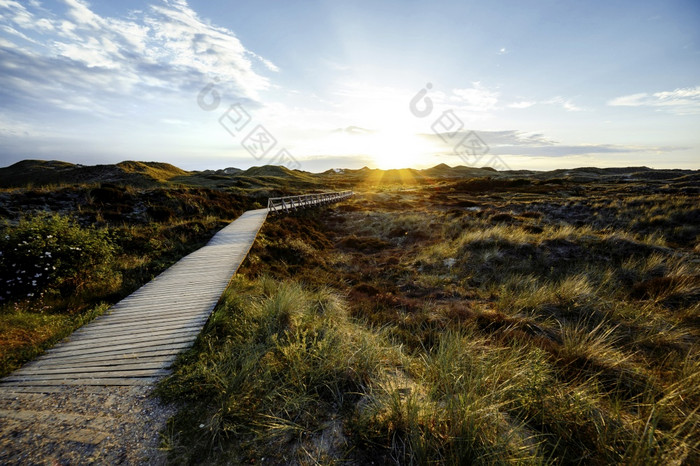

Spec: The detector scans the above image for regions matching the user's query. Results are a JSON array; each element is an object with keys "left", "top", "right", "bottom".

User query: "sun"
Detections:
[
  {"left": 367, "top": 128, "right": 433, "bottom": 169},
  {"left": 318, "top": 124, "right": 432, "bottom": 170},
  {"left": 306, "top": 84, "right": 442, "bottom": 169}
]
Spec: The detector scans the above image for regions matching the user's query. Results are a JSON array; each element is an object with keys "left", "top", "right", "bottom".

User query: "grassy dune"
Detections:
[
  {"left": 1, "top": 160, "right": 697, "bottom": 463},
  {"left": 160, "top": 173, "right": 699, "bottom": 464}
]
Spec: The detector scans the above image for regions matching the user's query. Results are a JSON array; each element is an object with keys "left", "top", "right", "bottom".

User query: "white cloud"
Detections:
[
  {"left": 543, "top": 96, "right": 582, "bottom": 112},
  {"left": 64, "top": 0, "right": 102, "bottom": 29},
  {"left": 608, "top": 86, "right": 700, "bottom": 114},
  {"left": 248, "top": 51, "right": 280, "bottom": 72},
  {"left": 508, "top": 100, "right": 536, "bottom": 109},
  {"left": 502, "top": 96, "right": 581, "bottom": 112},
  {"left": 0, "top": 0, "right": 275, "bottom": 117},
  {"left": 451, "top": 82, "right": 499, "bottom": 112},
  {"left": 425, "top": 129, "right": 682, "bottom": 158},
  {"left": 607, "top": 93, "right": 647, "bottom": 107}
]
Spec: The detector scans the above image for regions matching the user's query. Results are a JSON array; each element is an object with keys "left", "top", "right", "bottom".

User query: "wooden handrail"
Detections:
[{"left": 267, "top": 190, "right": 353, "bottom": 214}]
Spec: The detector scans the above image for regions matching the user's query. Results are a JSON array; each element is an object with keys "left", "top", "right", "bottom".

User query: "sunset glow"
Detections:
[{"left": 0, "top": 1, "right": 698, "bottom": 171}]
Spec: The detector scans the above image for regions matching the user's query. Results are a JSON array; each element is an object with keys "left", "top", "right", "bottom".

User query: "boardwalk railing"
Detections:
[{"left": 267, "top": 190, "right": 353, "bottom": 214}]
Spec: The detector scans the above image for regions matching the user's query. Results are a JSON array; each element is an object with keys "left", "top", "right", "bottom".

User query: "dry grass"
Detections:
[{"left": 174, "top": 175, "right": 696, "bottom": 464}]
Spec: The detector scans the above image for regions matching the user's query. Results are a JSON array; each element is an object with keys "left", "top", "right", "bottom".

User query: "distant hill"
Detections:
[
  {"left": 1, "top": 159, "right": 696, "bottom": 191},
  {"left": 422, "top": 164, "right": 503, "bottom": 178},
  {"left": 0, "top": 160, "right": 323, "bottom": 192},
  {"left": 0, "top": 160, "right": 188, "bottom": 188},
  {"left": 241, "top": 165, "right": 312, "bottom": 179}
]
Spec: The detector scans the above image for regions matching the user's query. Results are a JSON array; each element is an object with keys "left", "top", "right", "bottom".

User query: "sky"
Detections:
[{"left": 0, "top": 0, "right": 698, "bottom": 172}]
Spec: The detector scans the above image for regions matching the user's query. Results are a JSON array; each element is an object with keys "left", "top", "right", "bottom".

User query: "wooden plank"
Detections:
[
  {"left": 102, "top": 304, "right": 219, "bottom": 317},
  {"left": 69, "top": 309, "right": 210, "bottom": 327},
  {"left": 77, "top": 311, "right": 211, "bottom": 329},
  {"left": 100, "top": 297, "right": 207, "bottom": 309},
  {"left": 67, "top": 322, "right": 207, "bottom": 343},
  {"left": 74, "top": 314, "right": 208, "bottom": 332},
  {"left": 24, "top": 356, "right": 175, "bottom": 371},
  {"left": 15, "top": 361, "right": 171, "bottom": 376},
  {"left": 45, "top": 329, "right": 201, "bottom": 355},
  {"left": 70, "top": 316, "right": 208, "bottom": 336},
  {"left": 42, "top": 335, "right": 198, "bottom": 359},
  {"left": 72, "top": 313, "right": 207, "bottom": 330},
  {"left": 3, "top": 369, "right": 171, "bottom": 382},
  {"left": 31, "top": 350, "right": 191, "bottom": 370},
  {"left": 24, "top": 350, "right": 182, "bottom": 367},
  {"left": 0, "top": 377, "right": 160, "bottom": 387},
  {"left": 31, "top": 342, "right": 192, "bottom": 362}
]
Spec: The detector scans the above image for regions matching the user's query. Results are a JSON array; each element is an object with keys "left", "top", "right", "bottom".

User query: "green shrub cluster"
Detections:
[{"left": 0, "top": 213, "right": 116, "bottom": 305}]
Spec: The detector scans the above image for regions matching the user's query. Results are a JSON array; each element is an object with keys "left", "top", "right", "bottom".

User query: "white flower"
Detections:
[
  {"left": 34, "top": 273, "right": 42, "bottom": 278},
  {"left": 46, "top": 235, "right": 53, "bottom": 239},
  {"left": 27, "top": 293, "right": 34, "bottom": 297},
  {"left": 31, "top": 280, "right": 37, "bottom": 286}
]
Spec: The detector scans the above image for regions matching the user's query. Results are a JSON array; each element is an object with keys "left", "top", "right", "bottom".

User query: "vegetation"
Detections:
[
  {"left": 0, "top": 183, "right": 249, "bottom": 377},
  {"left": 1, "top": 159, "right": 698, "bottom": 463},
  {"left": 161, "top": 170, "right": 699, "bottom": 464},
  {"left": 0, "top": 212, "right": 115, "bottom": 302},
  {"left": 157, "top": 276, "right": 403, "bottom": 464}
]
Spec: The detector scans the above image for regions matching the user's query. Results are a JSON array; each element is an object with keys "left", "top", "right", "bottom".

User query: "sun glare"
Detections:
[
  {"left": 319, "top": 93, "right": 438, "bottom": 170},
  {"left": 367, "top": 129, "right": 432, "bottom": 169}
]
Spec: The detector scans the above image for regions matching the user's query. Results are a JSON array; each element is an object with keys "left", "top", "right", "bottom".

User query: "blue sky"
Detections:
[{"left": 0, "top": 0, "right": 698, "bottom": 171}]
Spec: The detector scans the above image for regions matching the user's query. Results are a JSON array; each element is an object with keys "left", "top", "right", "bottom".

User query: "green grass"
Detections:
[
  {"left": 157, "top": 276, "right": 404, "bottom": 464},
  {"left": 1, "top": 160, "right": 697, "bottom": 463},
  {"left": 156, "top": 176, "right": 698, "bottom": 464}
]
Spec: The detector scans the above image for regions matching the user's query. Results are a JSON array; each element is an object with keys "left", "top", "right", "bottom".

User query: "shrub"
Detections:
[{"left": 0, "top": 212, "right": 116, "bottom": 304}]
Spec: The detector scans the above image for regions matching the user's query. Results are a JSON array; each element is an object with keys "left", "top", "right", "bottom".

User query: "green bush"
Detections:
[{"left": 0, "top": 213, "right": 116, "bottom": 305}]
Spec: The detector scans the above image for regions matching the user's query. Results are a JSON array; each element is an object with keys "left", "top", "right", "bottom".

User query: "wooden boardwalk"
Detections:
[
  {"left": 268, "top": 191, "right": 353, "bottom": 214},
  {"left": 0, "top": 208, "right": 268, "bottom": 391}
]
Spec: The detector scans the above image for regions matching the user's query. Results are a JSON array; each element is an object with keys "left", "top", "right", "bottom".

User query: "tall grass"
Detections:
[
  {"left": 158, "top": 182, "right": 699, "bottom": 464},
  {"left": 158, "top": 276, "right": 403, "bottom": 464}
]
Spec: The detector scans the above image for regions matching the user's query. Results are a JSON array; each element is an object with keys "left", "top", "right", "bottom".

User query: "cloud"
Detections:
[
  {"left": 451, "top": 82, "right": 499, "bottom": 112},
  {"left": 490, "top": 144, "right": 681, "bottom": 157},
  {"left": 607, "top": 93, "right": 648, "bottom": 107},
  {"left": 503, "top": 96, "right": 582, "bottom": 112},
  {"left": 508, "top": 100, "right": 536, "bottom": 109},
  {"left": 423, "top": 130, "right": 555, "bottom": 147},
  {"left": 0, "top": 0, "right": 275, "bottom": 118},
  {"left": 423, "top": 129, "right": 682, "bottom": 158},
  {"left": 332, "top": 126, "right": 375, "bottom": 135},
  {"left": 608, "top": 86, "right": 700, "bottom": 114},
  {"left": 543, "top": 96, "right": 583, "bottom": 112}
]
